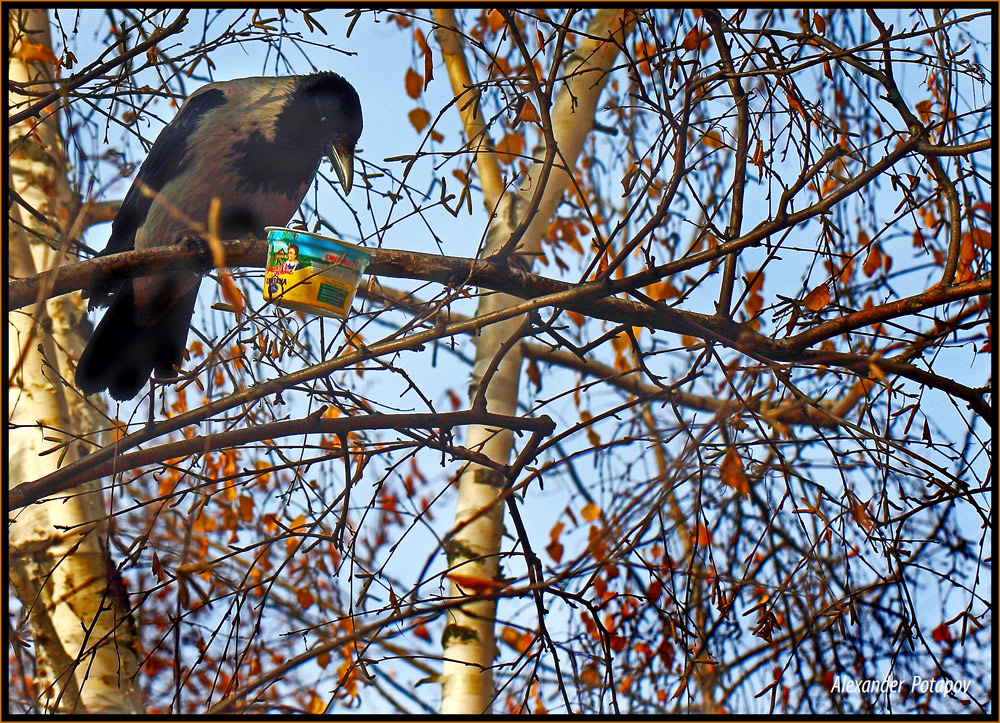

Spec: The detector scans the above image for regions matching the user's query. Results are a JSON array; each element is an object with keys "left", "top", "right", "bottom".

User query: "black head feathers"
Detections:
[{"left": 293, "top": 71, "right": 363, "bottom": 148}]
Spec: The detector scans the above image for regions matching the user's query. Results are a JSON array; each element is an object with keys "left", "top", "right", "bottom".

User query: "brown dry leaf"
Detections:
[
  {"left": 495, "top": 132, "right": 525, "bottom": 164},
  {"left": 297, "top": 587, "right": 315, "bottom": 609},
  {"left": 720, "top": 447, "right": 750, "bottom": 498},
  {"left": 823, "top": 59, "right": 833, "bottom": 81},
  {"left": 448, "top": 573, "right": 507, "bottom": 594},
  {"left": 694, "top": 522, "right": 713, "bottom": 546},
  {"left": 262, "top": 513, "right": 279, "bottom": 533},
  {"left": 851, "top": 499, "right": 875, "bottom": 532},
  {"left": 238, "top": 494, "right": 255, "bottom": 523},
  {"left": 218, "top": 269, "right": 246, "bottom": 319},
  {"left": 681, "top": 26, "right": 701, "bottom": 52},
  {"left": 915, "top": 99, "right": 933, "bottom": 123},
  {"left": 932, "top": 623, "right": 952, "bottom": 643},
  {"left": 648, "top": 280, "right": 679, "bottom": 300},
  {"left": 408, "top": 107, "right": 431, "bottom": 133},
  {"left": 514, "top": 96, "right": 541, "bottom": 125},
  {"left": 581, "top": 502, "right": 601, "bottom": 522},
  {"left": 752, "top": 139, "right": 765, "bottom": 180},
  {"left": 863, "top": 244, "right": 883, "bottom": 277},
  {"left": 404, "top": 68, "right": 423, "bottom": 99},
  {"left": 501, "top": 626, "right": 521, "bottom": 649},
  {"left": 813, "top": 12, "right": 826, "bottom": 34},
  {"left": 744, "top": 289, "right": 763, "bottom": 318},
  {"left": 306, "top": 695, "right": 325, "bottom": 715},
  {"left": 414, "top": 28, "right": 433, "bottom": 90},
  {"left": 549, "top": 521, "right": 564, "bottom": 542},
  {"left": 803, "top": 283, "right": 831, "bottom": 311},
  {"left": 969, "top": 228, "right": 991, "bottom": 249},
  {"left": 526, "top": 358, "right": 542, "bottom": 391},
  {"left": 635, "top": 39, "right": 656, "bottom": 75},
  {"left": 14, "top": 41, "right": 60, "bottom": 67},
  {"left": 787, "top": 91, "right": 806, "bottom": 118},
  {"left": 192, "top": 513, "right": 217, "bottom": 533},
  {"left": 702, "top": 130, "right": 725, "bottom": 149},
  {"left": 580, "top": 664, "right": 602, "bottom": 687},
  {"left": 486, "top": 8, "right": 505, "bottom": 33},
  {"left": 546, "top": 540, "right": 564, "bottom": 563}
]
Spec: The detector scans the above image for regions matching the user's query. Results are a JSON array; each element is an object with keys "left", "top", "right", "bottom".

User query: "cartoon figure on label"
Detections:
[{"left": 280, "top": 244, "right": 304, "bottom": 274}]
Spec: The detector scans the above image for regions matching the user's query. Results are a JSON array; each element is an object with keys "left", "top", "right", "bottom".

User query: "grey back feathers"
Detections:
[{"left": 76, "top": 72, "right": 362, "bottom": 401}]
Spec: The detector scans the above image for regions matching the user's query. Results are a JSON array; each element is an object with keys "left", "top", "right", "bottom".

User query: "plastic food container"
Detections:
[{"left": 263, "top": 227, "right": 371, "bottom": 318}]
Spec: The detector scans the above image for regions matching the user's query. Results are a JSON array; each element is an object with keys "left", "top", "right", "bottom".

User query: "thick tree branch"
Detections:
[{"left": 8, "top": 410, "right": 555, "bottom": 511}]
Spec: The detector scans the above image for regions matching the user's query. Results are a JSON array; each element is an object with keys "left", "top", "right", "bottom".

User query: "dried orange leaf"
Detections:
[
  {"left": 813, "top": 12, "right": 826, "bottom": 34},
  {"left": 297, "top": 587, "right": 315, "bottom": 609},
  {"left": 448, "top": 572, "right": 507, "bottom": 594},
  {"left": 404, "top": 68, "right": 423, "bottom": 99},
  {"left": 851, "top": 499, "right": 874, "bottom": 532},
  {"left": 932, "top": 623, "right": 952, "bottom": 643},
  {"left": 720, "top": 447, "right": 750, "bottom": 498},
  {"left": 862, "top": 244, "right": 882, "bottom": 277},
  {"left": 787, "top": 91, "right": 806, "bottom": 118},
  {"left": 694, "top": 522, "right": 712, "bottom": 546},
  {"left": 647, "top": 280, "right": 679, "bottom": 300},
  {"left": 414, "top": 28, "right": 433, "bottom": 89},
  {"left": 969, "top": 228, "right": 991, "bottom": 249},
  {"left": 581, "top": 502, "right": 601, "bottom": 522},
  {"left": 408, "top": 107, "right": 431, "bottom": 133},
  {"left": 514, "top": 96, "right": 541, "bottom": 125},
  {"left": 702, "top": 130, "right": 725, "bottom": 149},
  {"left": 192, "top": 513, "right": 217, "bottom": 533},
  {"left": 306, "top": 695, "right": 325, "bottom": 715},
  {"left": 238, "top": 494, "right": 255, "bottom": 523},
  {"left": 546, "top": 540, "right": 564, "bottom": 563},
  {"left": 681, "top": 26, "right": 701, "bottom": 52},
  {"left": 803, "top": 283, "right": 831, "bottom": 311},
  {"left": 752, "top": 139, "right": 765, "bottom": 180},
  {"left": 486, "top": 9, "right": 505, "bottom": 33},
  {"left": 219, "top": 269, "right": 246, "bottom": 319},
  {"left": 915, "top": 99, "right": 933, "bottom": 123},
  {"left": 14, "top": 41, "right": 60, "bottom": 67},
  {"left": 495, "top": 132, "right": 525, "bottom": 164},
  {"left": 526, "top": 358, "right": 541, "bottom": 391},
  {"left": 635, "top": 39, "right": 656, "bottom": 75}
]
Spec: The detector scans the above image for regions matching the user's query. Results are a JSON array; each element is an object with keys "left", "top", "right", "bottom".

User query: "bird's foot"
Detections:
[{"left": 179, "top": 232, "right": 215, "bottom": 273}]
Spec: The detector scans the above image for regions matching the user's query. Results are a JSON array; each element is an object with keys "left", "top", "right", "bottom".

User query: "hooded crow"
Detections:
[{"left": 75, "top": 72, "right": 362, "bottom": 401}]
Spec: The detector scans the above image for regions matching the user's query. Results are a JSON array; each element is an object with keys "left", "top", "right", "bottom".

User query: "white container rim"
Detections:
[{"left": 264, "top": 226, "right": 372, "bottom": 259}]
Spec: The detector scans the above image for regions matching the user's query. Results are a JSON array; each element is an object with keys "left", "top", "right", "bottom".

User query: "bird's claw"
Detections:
[{"left": 179, "top": 233, "right": 214, "bottom": 273}]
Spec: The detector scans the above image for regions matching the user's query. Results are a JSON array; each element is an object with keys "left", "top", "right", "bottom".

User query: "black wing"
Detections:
[
  {"left": 103, "top": 86, "right": 228, "bottom": 257},
  {"left": 88, "top": 87, "right": 227, "bottom": 309}
]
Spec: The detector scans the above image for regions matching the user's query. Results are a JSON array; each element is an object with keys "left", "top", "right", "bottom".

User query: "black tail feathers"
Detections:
[{"left": 75, "top": 281, "right": 199, "bottom": 401}]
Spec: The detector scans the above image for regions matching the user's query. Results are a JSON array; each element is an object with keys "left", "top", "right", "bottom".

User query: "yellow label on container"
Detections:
[{"left": 263, "top": 228, "right": 371, "bottom": 319}]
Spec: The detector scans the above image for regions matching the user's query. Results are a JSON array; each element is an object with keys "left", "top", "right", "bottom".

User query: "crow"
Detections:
[{"left": 75, "top": 72, "right": 362, "bottom": 400}]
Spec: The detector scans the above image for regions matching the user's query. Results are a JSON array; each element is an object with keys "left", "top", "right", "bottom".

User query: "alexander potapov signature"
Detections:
[{"left": 831, "top": 675, "right": 972, "bottom": 697}]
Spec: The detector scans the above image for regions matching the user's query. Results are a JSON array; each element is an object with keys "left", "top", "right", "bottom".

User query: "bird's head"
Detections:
[{"left": 296, "top": 72, "right": 363, "bottom": 194}]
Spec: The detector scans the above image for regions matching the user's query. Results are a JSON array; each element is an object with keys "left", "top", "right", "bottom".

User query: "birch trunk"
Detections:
[
  {"left": 435, "top": 9, "right": 634, "bottom": 713},
  {"left": 7, "top": 8, "right": 145, "bottom": 713}
]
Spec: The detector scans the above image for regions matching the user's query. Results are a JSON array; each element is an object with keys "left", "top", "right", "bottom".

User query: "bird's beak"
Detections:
[{"left": 330, "top": 142, "right": 355, "bottom": 195}]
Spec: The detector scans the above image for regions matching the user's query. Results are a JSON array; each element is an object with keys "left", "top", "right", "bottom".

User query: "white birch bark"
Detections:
[
  {"left": 7, "top": 8, "right": 145, "bottom": 713},
  {"left": 438, "top": 10, "right": 634, "bottom": 713}
]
